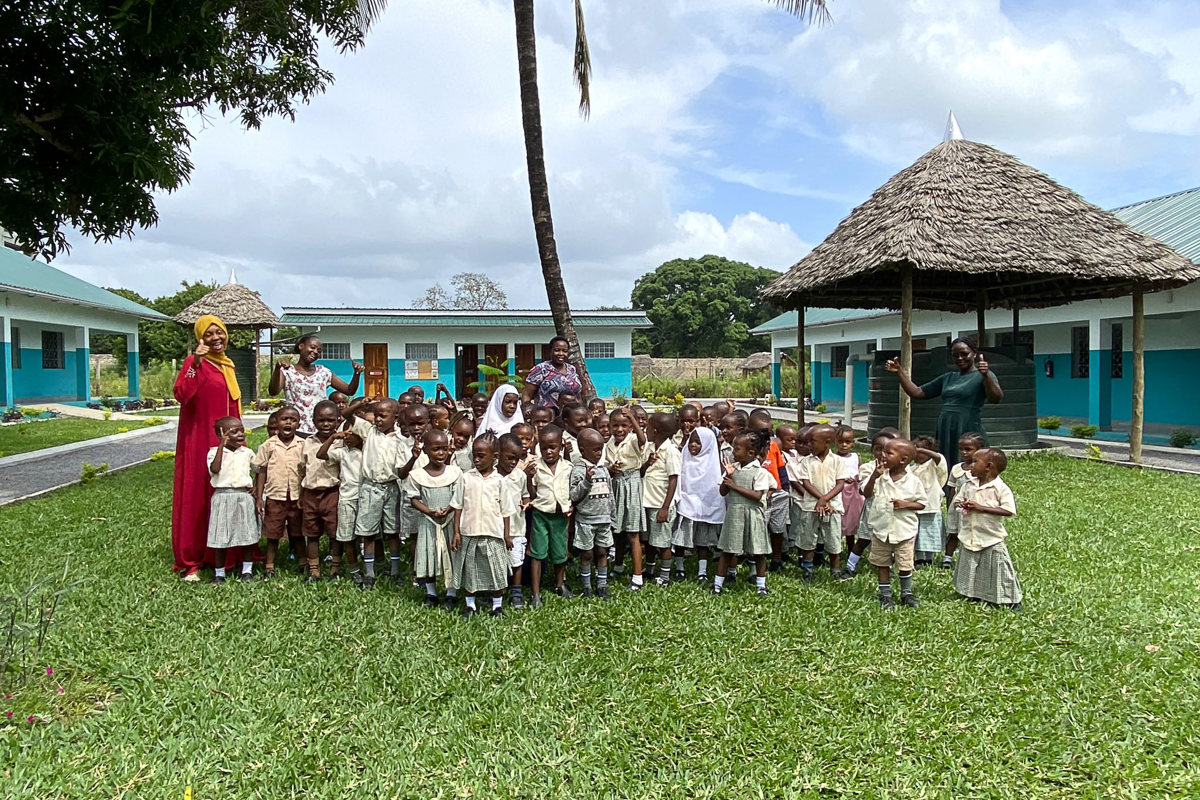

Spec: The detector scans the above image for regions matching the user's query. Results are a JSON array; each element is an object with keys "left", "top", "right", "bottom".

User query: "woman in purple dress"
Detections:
[{"left": 522, "top": 336, "right": 583, "bottom": 409}]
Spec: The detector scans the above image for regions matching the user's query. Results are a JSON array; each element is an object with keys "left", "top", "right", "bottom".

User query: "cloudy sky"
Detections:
[{"left": 54, "top": 0, "right": 1200, "bottom": 312}]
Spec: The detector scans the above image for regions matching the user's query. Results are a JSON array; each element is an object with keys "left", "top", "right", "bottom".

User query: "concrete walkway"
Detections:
[{"left": 23, "top": 402, "right": 149, "bottom": 422}]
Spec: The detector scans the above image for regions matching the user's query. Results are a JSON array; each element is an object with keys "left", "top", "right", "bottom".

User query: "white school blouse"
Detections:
[
  {"left": 956, "top": 477, "right": 1016, "bottom": 551},
  {"left": 641, "top": 440, "right": 682, "bottom": 509},
  {"left": 865, "top": 470, "right": 927, "bottom": 544},
  {"left": 208, "top": 446, "right": 254, "bottom": 489},
  {"left": 908, "top": 457, "right": 949, "bottom": 516},
  {"left": 453, "top": 469, "right": 518, "bottom": 539}
]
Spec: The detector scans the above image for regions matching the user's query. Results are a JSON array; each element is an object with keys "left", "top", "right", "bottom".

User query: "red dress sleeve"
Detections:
[{"left": 174, "top": 355, "right": 204, "bottom": 406}]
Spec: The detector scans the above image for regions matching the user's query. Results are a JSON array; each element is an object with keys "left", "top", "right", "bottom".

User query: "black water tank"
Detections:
[
  {"left": 227, "top": 346, "right": 257, "bottom": 404},
  {"left": 867, "top": 346, "right": 1037, "bottom": 450}
]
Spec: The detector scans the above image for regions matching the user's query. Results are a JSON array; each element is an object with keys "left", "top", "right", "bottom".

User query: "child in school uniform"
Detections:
[
  {"left": 844, "top": 428, "right": 899, "bottom": 578},
  {"left": 943, "top": 432, "right": 986, "bottom": 569},
  {"left": 749, "top": 410, "right": 789, "bottom": 573},
  {"left": 343, "top": 397, "right": 407, "bottom": 588},
  {"left": 525, "top": 424, "right": 573, "bottom": 606},
  {"left": 398, "top": 404, "right": 430, "bottom": 581},
  {"left": 252, "top": 405, "right": 304, "bottom": 578},
  {"left": 836, "top": 425, "right": 864, "bottom": 558},
  {"left": 450, "top": 416, "right": 476, "bottom": 472},
  {"left": 207, "top": 416, "right": 259, "bottom": 583},
  {"left": 909, "top": 435, "right": 949, "bottom": 567},
  {"left": 795, "top": 424, "right": 855, "bottom": 582},
  {"left": 477, "top": 385, "right": 524, "bottom": 439},
  {"left": 407, "top": 429, "right": 464, "bottom": 609},
  {"left": 605, "top": 408, "right": 646, "bottom": 588},
  {"left": 862, "top": 437, "right": 927, "bottom": 609},
  {"left": 713, "top": 430, "right": 774, "bottom": 596},
  {"left": 642, "top": 412, "right": 681, "bottom": 587},
  {"left": 672, "top": 427, "right": 725, "bottom": 583},
  {"left": 569, "top": 427, "right": 615, "bottom": 600},
  {"left": 299, "top": 400, "right": 342, "bottom": 580},
  {"left": 317, "top": 426, "right": 363, "bottom": 582},
  {"left": 953, "top": 448, "right": 1023, "bottom": 608},
  {"left": 560, "top": 403, "right": 590, "bottom": 463},
  {"left": 497, "top": 433, "right": 531, "bottom": 609},
  {"left": 450, "top": 434, "right": 516, "bottom": 618},
  {"left": 674, "top": 404, "right": 700, "bottom": 448}
]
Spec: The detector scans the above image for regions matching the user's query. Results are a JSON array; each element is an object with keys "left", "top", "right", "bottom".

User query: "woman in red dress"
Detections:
[{"left": 172, "top": 315, "right": 243, "bottom": 580}]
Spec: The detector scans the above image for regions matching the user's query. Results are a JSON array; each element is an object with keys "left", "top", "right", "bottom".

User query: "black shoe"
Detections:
[
  {"left": 461, "top": 607, "right": 476, "bottom": 620},
  {"left": 350, "top": 572, "right": 364, "bottom": 587},
  {"left": 212, "top": 575, "right": 225, "bottom": 585},
  {"left": 423, "top": 595, "right": 438, "bottom": 608},
  {"left": 628, "top": 580, "right": 643, "bottom": 592},
  {"left": 697, "top": 574, "right": 709, "bottom": 585},
  {"left": 900, "top": 593, "right": 920, "bottom": 608},
  {"left": 879, "top": 594, "right": 896, "bottom": 610},
  {"left": 673, "top": 570, "right": 686, "bottom": 582},
  {"left": 1009, "top": 602, "right": 1023, "bottom": 612},
  {"left": 725, "top": 572, "right": 736, "bottom": 585},
  {"left": 490, "top": 607, "right": 506, "bottom": 618},
  {"left": 362, "top": 577, "right": 375, "bottom": 590},
  {"left": 511, "top": 594, "right": 526, "bottom": 610},
  {"left": 800, "top": 569, "right": 814, "bottom": 585},
  {"left": 711, "top": 583, "right": 723, "bottom": 595},
  {"left": 596, "top": 585, "right": 611, "bottom": 601},
  {"left": 441, "top": 595, "right": 458, "bottom": 611},
  {"left": 304, "top": 573, "right": 321, "bottom": 583},
  {"left": 530, "top": 594, "right": 544, "bottom": 609},
  {"left": 768, "top": 561, "right": 782, "bottom": 573},
  {"left": 831, "top": 569, "right": 847, "bottom": 582},
  {"left": 654, "top": 576, "right": 669, "bottom": 588},
  {"left": 555, "top": 585, "right": 574, "bottom": 599},
  {"left": 240, "top": 572, "right": 254, "bottom": 583},
  {"left": 262, "top": 569, "right": 276, "bottom": 581},
  {"left": 581, "top": 585, "right": 594, "bottom": 599},
  {"left": 940, "top": 559, "right": 954, "bottom": 570},
  {"left": 756, "top": 585, "right": 769, "bottom": 596}
]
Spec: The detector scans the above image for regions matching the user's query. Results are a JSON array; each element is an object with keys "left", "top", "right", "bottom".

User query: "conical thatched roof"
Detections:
[
  {"left": 737, "top": 352, "right": 774, "bottom": 371},
  {"left": 763, "top": 139, "right": 1200, "bottom": 312},
  {"left": 175, "top": 280, "right": 280, "bottom": 328}
]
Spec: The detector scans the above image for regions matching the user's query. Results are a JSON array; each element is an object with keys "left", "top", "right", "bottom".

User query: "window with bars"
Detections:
[
  {"left": 1111, "top": 324, "right": 1123, "bottom": 379},
  {"left": 830, "top": 345, "right": 849, "bottom": 378},
  {"left": 405, "top": 343, "right": 438, "bottom": 361},
  {"left": 41, "top": 330, "right": 64, "bottom": 370},
  {"left": 320, "top": 342, "right": 351, "bottom": 360},
  {"left": 1070, "top": 326, "right": 1089, "bottom": 379},
  {"left": 584, "top": 342, "right": 615, "bottom": 359}
]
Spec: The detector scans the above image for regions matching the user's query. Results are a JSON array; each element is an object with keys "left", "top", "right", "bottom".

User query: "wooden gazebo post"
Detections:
[
  {"left": 1130, "top": 286, "right": 1145, "bottom": 464},
  {"left": 899, "top": 265, "right": 914, "bottom": 438},
  {"left": 796, "top": 301, "right": 805, "bottom": 425}
]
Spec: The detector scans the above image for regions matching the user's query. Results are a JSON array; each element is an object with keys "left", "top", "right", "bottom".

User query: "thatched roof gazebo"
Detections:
[
  {"left": 737, "top": 352, "right": 773, "bottom": 373},
  {"left": 763, "top": 133, "right": 1200, "bottom": 461}
]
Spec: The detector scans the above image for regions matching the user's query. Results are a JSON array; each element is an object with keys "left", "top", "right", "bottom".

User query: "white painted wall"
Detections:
[
  {"left": 1, "top": 291, "right": 142, "bottom": 338},
  {"left": 296, "top": 324, "right": 634, "bottom": 360}
]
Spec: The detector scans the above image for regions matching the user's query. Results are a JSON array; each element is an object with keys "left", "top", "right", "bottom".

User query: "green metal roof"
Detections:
[
  {"left": 0, "top": 246, "right": 168, "bottom": 319},
  {"left": 280, "top": 309, "right": 652, "bottom": 328},
  {"left": 750, "top": 307, "right": 890, "bottom": 335},
  {"left": 1112, "top": 186, "right": 1200, "bottom": 265}
]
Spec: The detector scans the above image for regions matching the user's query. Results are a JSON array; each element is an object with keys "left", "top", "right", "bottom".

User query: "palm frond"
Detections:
[
  {"left": 573, "top": 0, "right": 592, "bottom": 118},
  {"left": 355, "top": 0, "right": 389, "bottom": 33},
  {"left": 769, "top": 0, "right": 832, "bottom": 26}
]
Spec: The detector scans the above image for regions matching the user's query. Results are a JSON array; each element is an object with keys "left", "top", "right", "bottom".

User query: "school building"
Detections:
[
  {"left": 0, "top": 244, "right": 167, "bottom": 407},
  {"left": 752, "top": 186, "right": 1200, "bottom": 431},
  {"left": 276, "top": 308, "right": 652, "bottom": 399}
]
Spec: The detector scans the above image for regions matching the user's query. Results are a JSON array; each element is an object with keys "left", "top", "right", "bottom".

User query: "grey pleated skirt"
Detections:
[
  {"left": 207, "top": 488, "right": 261, "bottom": 549},
  {"left": 612, "top": 469, "right": 644, "bottom": 534},
  {"left": 454, "top": 536, "right": 511, "bottom": 593},
  {"left": 954, "top": 541, "right": 1023, "bottom": 605}
]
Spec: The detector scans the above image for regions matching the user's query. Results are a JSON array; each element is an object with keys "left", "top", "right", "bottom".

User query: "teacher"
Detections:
[
  {"left": 268, "top": 334, "right": 363, "bottom": 435},
  {"left": 886, "top": 337, "right": 1003, "bottom": 466},
  {"left": 172, "top": 315, "right": 243, "bottom": 580},
  {"left": 522, "top": 336, "right": 582, "bottom": 409}
]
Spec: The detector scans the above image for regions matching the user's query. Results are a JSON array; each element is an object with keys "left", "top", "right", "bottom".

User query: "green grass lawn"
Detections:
[
  {"left": 1, "top": 453, "right": 1199, "bottom": 798},
  {"left": 0, "top": 417, "right": 147, "bottom": 458}
]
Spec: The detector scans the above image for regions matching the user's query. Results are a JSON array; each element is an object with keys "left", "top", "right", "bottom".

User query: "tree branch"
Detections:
[{"left": 13, "top": 113, "right": 78, "bottom": 157}]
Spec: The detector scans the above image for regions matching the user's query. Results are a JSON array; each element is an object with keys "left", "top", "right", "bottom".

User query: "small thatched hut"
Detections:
[
  {"left": 763, "top": 135, "right": 1200, "bottom": 460},
  {"left": 737, "top": 352, "right": 773, "bottom": 375}
]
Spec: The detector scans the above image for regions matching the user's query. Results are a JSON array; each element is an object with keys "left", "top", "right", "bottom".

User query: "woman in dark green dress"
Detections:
[{"left": 886, "top": 338, "right": 1004, "bottom": 466}]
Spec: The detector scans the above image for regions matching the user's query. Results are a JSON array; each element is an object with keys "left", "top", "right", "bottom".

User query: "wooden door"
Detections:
[
  {"left": 457, "top": 344, "right": 478, "bottom": 399},
  {"left": 362, "top": 343, "right": 388, "bottom": 398},
  {"left": 483, "top": 344, "right": 508, "bottom": 393},
  {"left": 515, "top": 344, "right": 537, "bottom": 380}
]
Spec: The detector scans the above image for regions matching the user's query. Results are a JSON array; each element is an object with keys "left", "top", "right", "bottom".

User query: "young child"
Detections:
[
  {"left": 776, "top": 423, "right": 800, "bottom": 556},
  {"left": 641, "top": 412, "right": 681, "bottom": 587},
  {"left": 560, "top": 403, "right": 590, "bottom": 463},
  {"left": 477, "top": 385, "right": 524, "bottom": 438},
  {"left": 329, "top": 391, "right": 349, "bottom": 415},
  {"left": 713, "top": 430, "right": 773, "bottom": 596},
  {"left": 451, "top": 416, "right": 477, "bottom": 472},
  {"left": 717, "top": 411, "right": 746, "bottom": 465},
  {"left": 953, "top": 448, "right": 1023, "bottom": 609},
  {"left": 605, "top": 408, "right": 647, "bottom": 588},
  {"left": 749, "top": 410, "right": 789, "bottom": 573},
  {"left": 470, "top": 392, "right": 490, "bottom": 421},
  {"left": 429, "top": 404, "right": 451, "bottom": 432},
  {"left": 525, "top": 424, "right": 573, "bottom": 606},
  {"left": 252, "top": 405, "right": 304, "bottom": 578},
  {"left": 407, "top": 429, "right": 464, "bottom": 609},
  {"left": 795, "top": 424, "right": 854, "bottom": 582},
  {"left": 529, "top": 407, "right": 554, "bottom": 438},
  {"left": 344, "top": 396, "right": 407, "bottom": 589},
  {"left": 862, "top": 438, "right": 927, "bottom": 609},
  {"left": 672, "top": 427, "right": 725, "bottom": 583},
  {"left": 512, "top": 422, "right": 537, "bottom": 458},
  {"left": 451, "top": 434, "right": 516, "bottom": 618},
  {"left": 844, "top": 428, "right": 899, "bottom": 578},
  {"left": 836, "top": 425, "right": 864, "bottom": 557},
  {"left": 569, "top": 427, "right": 615, "bottom": 599},
  {"left": 397, "top": 404, "right": 431, "bottom": 580},
  {"left": 674, "top": 404, "right": 700, "bottom": 448},
  {"left": 317, "top": 426, "right": 363, "bottom": 583},
  {"left": 298, "top": 400, "right": 342, "bottom": 580},
  {"left": 910, "top": 435, "right": 949, "bottom": 567},
  {"left": 630, "top": 404, "right": 649, "bottom": 433},
  {"left": 943, "top": 433, "right": 986, "bottom": 569},
  {"left": 497, "top": 433, "right": 531, "bottom": 609},
  {"left": 587, "top": 397, "right": 607, "bottom": 417},
  {"left": 206, "top": 417, "right": 259, "bottom": 583},
  {"left": 594, "top": 412, "right": 610, "bottom": 440}
]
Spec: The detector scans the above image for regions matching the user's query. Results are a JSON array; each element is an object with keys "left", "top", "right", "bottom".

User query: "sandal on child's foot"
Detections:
[
  {"left": 262, "top": 569, "right": 276, "bottom": 581},
  {"left": 529, "top": 594, "right": 544, "bottom": 609},
  {"left": 423, "top": 595, "right": 439, "bottom": 608}
]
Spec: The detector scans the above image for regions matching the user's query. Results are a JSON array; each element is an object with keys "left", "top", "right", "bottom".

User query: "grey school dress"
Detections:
[
  {"left": 717, "top": 465, "right": 770, "bottom": 556},
  {"left": 409, "top": 470, "right": 463, "bottom": 582},
  {"left": 611, "top": 469, "right": 645, "bottom": 534},
  {"left": 954, "top": 543, "right": 1023, "bottom": 605}
]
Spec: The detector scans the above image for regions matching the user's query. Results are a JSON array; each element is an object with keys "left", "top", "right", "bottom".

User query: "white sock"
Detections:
[
  {"left": 466, "top": 596, "right": 477, "bottom": 610},
  {"left": 714, "top": 575, "right": 725, "bottom": 589},
  {"left": 492, "top": 596, "right": 503, "bottom": 610},
  {"left": 447, "top": 587, "right": 458, "bottom": 598},
  {"left": 241, "top": 562, "right": 253, "bottom": 575},
  {"left": 698, "top": 559, "right": 708, "bottom": 576},
  {"left": 424, "top": 581, "right": 437, "bottom": 597},
  {"left": 755, "top": 576, "right": 766, "bottom": 589},
  {"left": 631, "top": 574, "right": 644, "bottom": 587},
  {"left": 214, "top": 567, "right": 226, "bottom": 578},
  {"left": 847, "top": 552, "right": 861, "bottom": 570}
]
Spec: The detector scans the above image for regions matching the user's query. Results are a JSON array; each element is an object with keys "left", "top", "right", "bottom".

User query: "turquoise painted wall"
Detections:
[
  {"left": 127, "top": 352, "right": 140, "bottom": 398},
  {"left": 814, "top": 360, "right": 869, "bottom": 406},
  {"left": 75, "top": 347, "right": 89, "bottom": 401},
  {"left": 587, "top": 357, "right": 633, "bottom": 398},
  {"left": 1027, "top": 349, "right": 1199, "bottom": 426},
  {"left": 13, "top": 348, "right": 78, "bottom": 402}
]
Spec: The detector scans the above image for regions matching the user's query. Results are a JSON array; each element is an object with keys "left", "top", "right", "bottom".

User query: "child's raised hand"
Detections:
[
  {"left": 874, "top": 461, "right": 888, "bottom": 477},
  {"left": 723, "top": 459, "right": 736, "bottom": 477},
  {"left": 644, "top": 450, "right": 659, "bottom": 467},
  {"left": 523, "top": 460, "right": 537, "bottom": 477}
]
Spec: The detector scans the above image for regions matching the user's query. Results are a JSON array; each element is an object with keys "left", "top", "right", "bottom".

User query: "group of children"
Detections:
[{"left": 203, "top": 385, "right": 1023, "bottom": 615}]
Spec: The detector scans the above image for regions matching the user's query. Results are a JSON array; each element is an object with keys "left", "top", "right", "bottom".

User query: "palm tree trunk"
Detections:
[{"left": 512, "top": 0, "right": 596, "bottom": 399}]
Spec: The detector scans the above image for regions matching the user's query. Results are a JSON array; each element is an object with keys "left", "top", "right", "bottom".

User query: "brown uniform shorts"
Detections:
[
  {"left": 262, "top": 498, "right": 302, "bottom": 541},
  {"left": 301, "top": 487, "right": 340, "bottom": 539}
]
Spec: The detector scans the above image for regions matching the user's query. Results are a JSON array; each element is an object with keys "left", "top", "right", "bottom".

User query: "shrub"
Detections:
[
  {"left": 1070, "top": 424, "right": 1098, "bottom": 439},
  {"left": 1169, "top": 428, "right": 1197, "bottom": 448},
  {"left": 143, "top": 417, "right": 166, "bottom": 427},
  {"left": 814, "top": 403, "right": 827, "bottom": 413},
  {"left": 79, "top": 463, "right": 109, "bottom": 484},
  {"left": 1038, "top": 417, "right": 1062, "bottom": 431},
  {"left": 1085, "top": 443, "right": 1104, "bottom": 461},
  {"left": 149, "top": 451, "right": 176, "bottom": 461}
]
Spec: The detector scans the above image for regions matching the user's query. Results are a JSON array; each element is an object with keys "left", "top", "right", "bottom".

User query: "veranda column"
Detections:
[
  {"left": 796, "top": 302, "right": 805, "bottom": 425},
  {"left": 0, "top": 315, "right": 12, "bottom": 408},
  {"left": 127, "top": 329, "right": 140, "bottom": 399},
  {"left": 899, "top": 266, "right": 914, "bottom": 438},
  {"left": 75, "top": 324, "right": 90, "bottom": 401}
]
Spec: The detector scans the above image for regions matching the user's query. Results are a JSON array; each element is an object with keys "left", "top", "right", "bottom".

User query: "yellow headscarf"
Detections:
[{"left": 193, "top": 315, "right": 242, "bottom": 402}]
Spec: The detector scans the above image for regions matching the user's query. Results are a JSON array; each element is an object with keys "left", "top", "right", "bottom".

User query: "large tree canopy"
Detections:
[
  {"left": 0, "top": 0, "right": 364, "bottom": 259},
  {"left": 412, "top": 272, "right": 508, "bottom": 309},
  {"left": 630, "top": 255, "right": 783, "bottom": 358}
]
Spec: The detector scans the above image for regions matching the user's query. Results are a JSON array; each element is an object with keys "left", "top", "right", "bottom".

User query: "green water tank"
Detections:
[
  {"left": 866, "top": 346, "right": 1037, "bottom": 450},
  {"left": 227, "top": 346, "right": 258, "bottom": 404}
]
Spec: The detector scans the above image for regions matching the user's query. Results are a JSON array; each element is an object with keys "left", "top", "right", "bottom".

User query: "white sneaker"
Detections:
[{"left": 182, "top": 572, "right": 201, "bottom": 583}]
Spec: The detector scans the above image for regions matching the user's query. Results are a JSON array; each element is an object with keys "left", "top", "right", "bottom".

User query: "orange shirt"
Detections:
[{"left": 762, "top": 440, "right": 785, "bottom": 491}]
